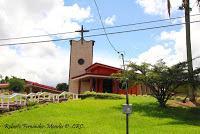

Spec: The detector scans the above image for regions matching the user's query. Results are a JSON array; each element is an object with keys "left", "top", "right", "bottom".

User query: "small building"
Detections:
[
  {"left": 71, "top": 62, "right": 148, "bottom": 95},
  {"left": 0, "top": 80, "right": 61, "bottom": 94},
  {"left": 68, "top": 26, "right": 150, "bottom": 95}
]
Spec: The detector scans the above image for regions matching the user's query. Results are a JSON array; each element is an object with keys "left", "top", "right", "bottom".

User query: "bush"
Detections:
[
  {"left": 9, "top": 77, "right": 25, "bottom": 93},
  {"left": 26, "top": 101, "right": 37, "bottom": 107},
  {"left": 79, "top": 91, "right": 125, "bottom": 100},
  {"left": 56, "top": 83, "right": 69, "bottom": 91}
]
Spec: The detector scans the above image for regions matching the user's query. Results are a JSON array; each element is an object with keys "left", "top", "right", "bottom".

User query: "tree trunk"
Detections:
[{"left": 158, "top": 100, "right": 166, "bottom": 108}]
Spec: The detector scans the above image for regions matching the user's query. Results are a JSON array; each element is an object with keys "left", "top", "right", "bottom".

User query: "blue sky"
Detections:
[
  {"left": 62, "top": 0, "right": 182, "bottom": 59},
  {"left": 0, "top": 0, "right": 199, "bottom": 86}
]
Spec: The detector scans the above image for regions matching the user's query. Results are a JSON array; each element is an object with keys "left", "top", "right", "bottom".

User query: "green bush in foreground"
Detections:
[{"left": 79, "top": 91, "right": 125, "bottom": 100}]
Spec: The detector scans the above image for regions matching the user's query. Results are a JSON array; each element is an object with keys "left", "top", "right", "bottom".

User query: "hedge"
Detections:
[{"left": 78, "top": 91, "right": 125, "bottom": 100}]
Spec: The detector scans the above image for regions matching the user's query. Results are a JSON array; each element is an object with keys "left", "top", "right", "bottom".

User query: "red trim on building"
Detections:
[
  {"left": 0, "top": 83, "right": 9, "bottom": 88},
  {"left": 85, "top": 63, "right": 122, "bottom": 72},
  {"left": 71, "top": 73, "right": 110, "bottom": 80},
  {"left": 25, "top": 81, "right": 61, "bottom": 93},
  {"left": 0, "top": 81, "right": 61, "bottom": 93},
  {"left": 72, "top": 63, "right": 122, "bottom": 80}
]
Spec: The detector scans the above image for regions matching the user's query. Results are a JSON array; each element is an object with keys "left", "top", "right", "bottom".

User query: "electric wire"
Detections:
[
  {"left": 0, "top": 13, "right": 199, "bottom": 41},
  {"left": 0, "top": 20, "right": 200, "bottom": 47},
  {"left": 93, "top": 0, "right": 120, "bottom": 53}
]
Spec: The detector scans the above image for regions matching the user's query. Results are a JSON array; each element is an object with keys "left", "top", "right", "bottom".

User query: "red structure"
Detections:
[
  {"left": 25, "top": 81, "right": 61, "bottom": 93},
  {"left": 71, "top": 63, "right": 140, "bottom": 95},
  {"left": 0, "top": 81, "right": 61, "bottom": 94}
]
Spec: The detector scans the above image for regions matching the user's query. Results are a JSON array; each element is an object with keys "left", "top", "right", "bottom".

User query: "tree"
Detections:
[
  {"left": 0, "top": 74, "right": 2, "bottom": 82},
  {"left": 8, "top": 77, "right": 25, "bottom": 93},
  {"left": 114, "top": 60, "right": 200, "bottom": 107},
  {"left": 56, "top": 83, "right": 68, "bottom": 91},
  {"left": 0, "top": 75, "right": 9, "bottom": 83},
  {"left": 167, "top": 0, "right": 200, "bottom": 102}
]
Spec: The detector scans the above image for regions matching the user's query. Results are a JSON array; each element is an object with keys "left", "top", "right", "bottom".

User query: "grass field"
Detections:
[{"left": 0, "top": 96, "right": 200, "bottom": 134}]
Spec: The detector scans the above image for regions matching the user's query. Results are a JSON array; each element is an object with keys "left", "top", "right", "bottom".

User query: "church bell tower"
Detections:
[{"left": 68, "top": 25, "right": 94, "bottom": 93}]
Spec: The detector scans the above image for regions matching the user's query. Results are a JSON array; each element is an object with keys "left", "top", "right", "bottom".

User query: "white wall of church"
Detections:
[
  {"left": 80, "top": 80, "right": 90, "bottom": 93},
  {"left": 68, "top": 40, "right": 94, "bottom": 93}
]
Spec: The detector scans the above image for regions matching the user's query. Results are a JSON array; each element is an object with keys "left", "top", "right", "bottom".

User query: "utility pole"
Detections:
[
  {"left": 121, "top": 53, "right": 132, "bottom": 134},
  {"left": 186, "top": 0, "right": 195, "bottom": 102},
  {"left": 180, "top": 0, "right": 196, "bottom": 102}
]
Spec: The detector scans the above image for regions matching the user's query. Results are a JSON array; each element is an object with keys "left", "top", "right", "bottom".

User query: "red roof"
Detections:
[
  {"left": 72, "top": 63, "right": 122, "bottom": 80},
  {"left": 0, "top": 81, "right": 61, "bottom": 93},
  {"left": 0, "top": 83, "right": 9, "bottom": 88},
  {"left": 71, "top": 73, "right": 110, "bottom": 80},
  {"left": 86, "top": 63, "right": 122, "bottom": 71},
  {"left": 26, "top": 81, "right": 61, "bottom": 93}
]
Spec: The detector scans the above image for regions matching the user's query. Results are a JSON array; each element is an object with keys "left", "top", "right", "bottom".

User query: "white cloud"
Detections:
[
  {"left": 0, "top": 44, "right": 69, "bottom": 87},
  {"left": 134, "top": 19, "right": 200, "bottom": 67},
  {"left": 94, "top": 54, "right": 122, "bottom": 68},
  {"left": 133, "top": 25, "right": 200, "bottom": 67},
  {"left": 104, "top": 15, "right": 116, "bottom": 26},
  {"left": 0, "top": 0, "right": 92, "bottom": 86},
  {"left": 133, "top": 0, "right": 200, "bottom": 68},
  {"left": 136, "top": 0, "right": 188, "bottom": 17},
  {"left": 132, "top": 45, "right": 178, "bottom": 66}
]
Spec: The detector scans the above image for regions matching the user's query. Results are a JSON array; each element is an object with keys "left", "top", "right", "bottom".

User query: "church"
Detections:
[{"left": 68, "top": 26, "right": 149, "bottom": 95}]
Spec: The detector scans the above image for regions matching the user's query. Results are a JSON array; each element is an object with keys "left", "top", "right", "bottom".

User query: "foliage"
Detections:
[
  {"left": 26, "top": 101, "right": 37, "bottom": 107},
  {"left": 0, "top": 76, "right": 10, "bottom": 84},
  {"left": 8, "top": 77, "right": 25, "bottom": 93},
  {"left": 56, "top": 83, "right": 68, "bottom": 91},
  {"left": 113, "top": 60, "right": 200, "bottom": 107},
  {"left": 79, "top": 91, "right": 125, "bottom": 100},
  {"left": 0, "top": 74, "right": 2, "bottom": 82}
]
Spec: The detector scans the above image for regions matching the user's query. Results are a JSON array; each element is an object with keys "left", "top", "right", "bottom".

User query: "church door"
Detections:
[{"left": 103, "top": 79, "right": 112, "bottom": 93}]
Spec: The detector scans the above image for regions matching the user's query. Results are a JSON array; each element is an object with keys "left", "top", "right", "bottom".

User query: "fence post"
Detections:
[
  {"left": 20, "top": 96, "right": 22, "bottom": 105},
  {"left": 30, "top": 95, "right": 33, "bottom": 102},
  {"left": 48, "top": 94, "right": 51, "bottom": 101},
  {"left": 7, "top": 98, "right": 10, "bottom": 109},
  {"left": 24, "top": 96, "right": 27, "bottom": 106},
  {"left": 53, "top": 95, "right": 55, "bottom": 102},
  {"left": 38, "top": 94, "right": 40, "bottom": 102},
  {"left": 15, "top": 96, "right": 17, "bottom": 105},
  {"left": 1, "top": 98, "right": 3, "bottom": 108},
  {"left": 43, "top": 93, "right": 45, "bottom": 100},
  {"left": 57, "top": 95, "right": 59, "bottom": 102}
]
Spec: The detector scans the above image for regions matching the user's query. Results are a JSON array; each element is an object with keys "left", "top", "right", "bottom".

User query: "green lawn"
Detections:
[{"left": 0, "top": 96, "right": 200, "bottom": 134}]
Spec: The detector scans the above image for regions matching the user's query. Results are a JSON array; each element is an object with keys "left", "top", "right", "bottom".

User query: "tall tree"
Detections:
[
  {"left": 0, "top": 76, "right": 10, "bottom": 83},
  {"left": 167, "top": 0, "right": 200, "bottom": 102},
  {"left": 113, "top": 60, "right": 200, "bottom": 107},
  {"left": 8, "top": 77, "right": 25, "bottom": 93},
  {"left": 56, "top": 83, "right": 69, "bottom": 91}
]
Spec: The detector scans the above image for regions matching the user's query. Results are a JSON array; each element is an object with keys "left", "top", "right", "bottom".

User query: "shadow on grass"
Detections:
[{"left": 114, "top": 101, "right": 200, "bottom": 126}]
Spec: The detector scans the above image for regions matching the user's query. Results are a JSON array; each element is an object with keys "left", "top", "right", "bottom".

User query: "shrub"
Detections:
[
  {"left": 26, "top": 101, "right": 37, "bottom": 107},
  {"left": 79, "top": 91, "right": 125, "bottom": 100},
  {"left": 9, "top": 77, "right": 25, "bottom": 93}
]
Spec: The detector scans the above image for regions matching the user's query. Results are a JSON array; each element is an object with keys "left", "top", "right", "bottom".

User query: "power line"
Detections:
[
  {"left": 0, "top": 31, "right": 76, "bottom": 41},
  {"left": 0, "top": 13, "right": 200, "bottom": 42},
  {"left": 93, "top": 0, "right": 119, "bottom": 53},
  {"left": 90, "top": 13, "right": 200, "bottom": 31},
  {"left": 0, "top": 20, "right": 200, "bottom": 47}
]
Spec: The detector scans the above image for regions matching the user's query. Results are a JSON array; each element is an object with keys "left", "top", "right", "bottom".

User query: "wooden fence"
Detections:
[{"left": 0, "top": 91, "right": 78, "bottom": 110}]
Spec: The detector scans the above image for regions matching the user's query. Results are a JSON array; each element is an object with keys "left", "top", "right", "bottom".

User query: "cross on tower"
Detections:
[{"left": 75, "top": 25, "right": 89, "bottom": 44}]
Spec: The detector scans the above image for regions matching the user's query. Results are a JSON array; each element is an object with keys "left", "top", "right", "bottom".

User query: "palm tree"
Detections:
[{"left": 167, "top": 0, "right": 200, "bottom": 102}]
